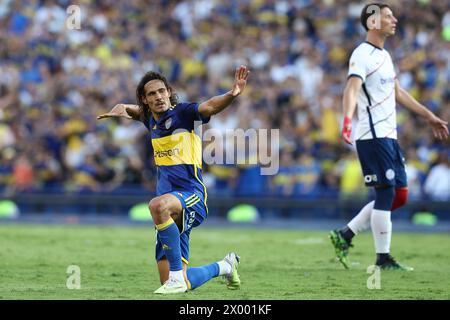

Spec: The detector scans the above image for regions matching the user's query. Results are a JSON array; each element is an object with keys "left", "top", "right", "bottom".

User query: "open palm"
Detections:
[
  {"left": 97, "top": 104, "right": 141, "bottom": 120},
  {"left": 97, "top": 104, "right": 132, "bottom": 120},
  {"left": 231, "top": 65, "right": 250, "bottom": 97}
]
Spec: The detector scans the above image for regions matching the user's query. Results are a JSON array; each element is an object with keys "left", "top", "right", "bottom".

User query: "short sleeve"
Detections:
[
  {"left": 141, "top": 107, "right": 151, "bottom": 131},
  {"left": 348, "top": 49, "right": 367, "bottom": 82},
  {"left": 178, "top": 102, "right": 210, "bottom": 125}
]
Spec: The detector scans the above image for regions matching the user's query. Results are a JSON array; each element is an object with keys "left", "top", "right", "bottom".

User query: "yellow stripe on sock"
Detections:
[{"left": 155, "top": 218, "right": 175, "bottom": 231}]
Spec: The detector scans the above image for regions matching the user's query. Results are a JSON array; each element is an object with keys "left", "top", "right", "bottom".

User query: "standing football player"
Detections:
[{"left": 330, "top": 3, "right": 448, "bottom": 270}]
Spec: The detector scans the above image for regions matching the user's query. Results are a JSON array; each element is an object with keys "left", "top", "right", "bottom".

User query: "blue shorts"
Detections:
[
  {"left": 356, "top": 138, "right": 407, "bottom": 188},
  {"left": 155, "top": 191, "right": 208, "bottom": 264}
]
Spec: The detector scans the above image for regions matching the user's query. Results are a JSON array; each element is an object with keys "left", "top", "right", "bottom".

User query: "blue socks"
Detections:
[
  {"left": 156, "top": 218, "right": 183, "bottom": 271},
  {"left": 187, "top": 263, "right": 220, "bottom": 289},
  {"left": 156, "top": 217, "right": 220, "bottom": 290}
]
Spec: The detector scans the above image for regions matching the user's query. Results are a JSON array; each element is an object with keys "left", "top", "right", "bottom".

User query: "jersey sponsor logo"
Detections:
[
  {"left": 154, "top": 148, "right": 180, "bottom": 158},
  {"left": 152, "top": 131, "right": 202, "bottom": 167},
  {"left": 385, "top": 169, "right": 395, "bottom": 180},
  {"left": 380, "top": 77, "right": 395, "bottom": 85},
  {"left": 364, "top": 174, "right": 378, "bottom": 183}
]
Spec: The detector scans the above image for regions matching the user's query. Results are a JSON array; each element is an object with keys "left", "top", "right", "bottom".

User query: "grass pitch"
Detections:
[{"left": 0, "top": 223, "right": 449, "bottom": 300}]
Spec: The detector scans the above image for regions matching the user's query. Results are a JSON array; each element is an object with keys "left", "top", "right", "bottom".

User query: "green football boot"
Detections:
[
  {"left": 329, "top": 229, "right": 353, "bottom": 269},
  {"left": 378, "top": 255, "right": 414, "bottom": 271}
]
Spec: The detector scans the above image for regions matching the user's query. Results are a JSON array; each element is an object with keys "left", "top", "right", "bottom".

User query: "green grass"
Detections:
[{"left": 0, "top": 223, "right": 449, "bottom": 300}]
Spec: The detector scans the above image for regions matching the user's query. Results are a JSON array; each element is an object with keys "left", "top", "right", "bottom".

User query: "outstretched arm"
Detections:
[
  {"left": 97, "top": 104, "right": 142, "bottom": 121},
  {"left": 198, "top": 65, "right": 250, "bottom": 117},
  {"left": 395, "top": 80, "right": 448, "bottom": 140}
]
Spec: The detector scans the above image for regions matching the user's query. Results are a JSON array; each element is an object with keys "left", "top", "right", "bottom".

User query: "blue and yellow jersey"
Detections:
[{"left": 142, "top": 102, "right": 210, "bottom": 198}]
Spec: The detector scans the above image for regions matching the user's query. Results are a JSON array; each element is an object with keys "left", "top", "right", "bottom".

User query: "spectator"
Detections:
[
  {"left": 424, "top": 152, "right": 450, "bottom": 201},
  {"left": 0, "top": 0, "right": 447, "bottom": 203}
]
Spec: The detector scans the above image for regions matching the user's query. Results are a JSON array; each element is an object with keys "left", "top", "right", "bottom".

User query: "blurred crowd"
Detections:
[{"left": 0, "top": 0, "right": 449, "bottom": 202}]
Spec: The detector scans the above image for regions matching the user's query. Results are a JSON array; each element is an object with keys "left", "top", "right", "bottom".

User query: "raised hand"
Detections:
[
  {"left": 97, "top": 104, "right": 140, "bottom": 120},
  {"left": 231, "top": 65, "right": 250, "bottom": 97}
]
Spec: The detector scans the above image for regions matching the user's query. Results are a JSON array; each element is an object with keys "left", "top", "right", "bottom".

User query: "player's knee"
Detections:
[
  {"left": 374, "top": 186, "right": 395, "bottom": 211},
  {"left": 391, "top": 188, "right": 408, "bottom": 211},
  {"left": 149, "top": 198, "right": 169, "bottom": 219}
]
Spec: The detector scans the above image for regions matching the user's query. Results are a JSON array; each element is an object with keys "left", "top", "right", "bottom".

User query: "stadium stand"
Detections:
[{"left": 0, "top": 0, "right": 448, "bottom": 218}]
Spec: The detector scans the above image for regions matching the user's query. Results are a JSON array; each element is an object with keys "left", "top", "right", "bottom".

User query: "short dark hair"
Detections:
[
  {"left": 360, "top": 3, "right": 392, "bottom": 31},
  {"left": 135, "top": 71, "right": 178, "bottom": 111}
]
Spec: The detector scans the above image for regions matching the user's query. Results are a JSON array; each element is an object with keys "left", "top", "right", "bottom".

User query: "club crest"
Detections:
[{"left": 165, "top": 118, "right": 172, "bottom": 129}]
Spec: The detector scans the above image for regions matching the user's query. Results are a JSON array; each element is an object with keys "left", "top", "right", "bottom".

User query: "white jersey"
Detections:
[{"left": 348, "top": 41, "right": 397, "bottom": 140}]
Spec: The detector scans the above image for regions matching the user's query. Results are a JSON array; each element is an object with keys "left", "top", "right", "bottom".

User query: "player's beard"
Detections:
[{"left": 153, "top": 104, "right": 169, "bottom": 115}]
